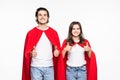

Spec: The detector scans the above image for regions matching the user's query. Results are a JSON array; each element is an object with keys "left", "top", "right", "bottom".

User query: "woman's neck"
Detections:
[{"left": 72, "top": 36, "right": 80, "bottom": 42}]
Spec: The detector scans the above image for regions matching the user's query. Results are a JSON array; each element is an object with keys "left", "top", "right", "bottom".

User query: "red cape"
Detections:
[
  {"left": 60, "top": 39, "right": 97, "bottom": 80},
  {"left": 22, "top": 27, "right": 61, "bottom": 80}
]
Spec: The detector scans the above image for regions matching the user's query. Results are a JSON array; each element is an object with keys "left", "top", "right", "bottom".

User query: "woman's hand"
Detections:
[
  {"left": 62, "top": 42, "right": 72, "bottom": 58},
  {"left": 84, "top": 43, "right": 92, "bottom": 58}
]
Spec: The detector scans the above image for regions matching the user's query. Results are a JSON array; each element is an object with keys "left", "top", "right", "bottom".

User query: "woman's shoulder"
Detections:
[{"left": 84, "top": 39, "right": 89, "bottom": 43}]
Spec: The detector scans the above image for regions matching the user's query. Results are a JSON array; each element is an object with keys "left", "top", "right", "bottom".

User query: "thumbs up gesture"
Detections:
[
  {"left": 62, "top": 42, "right": 72, "bottom": 58},
  {"left": 53, "top": 46, "right": 60, "bottom": 57},
  {"left": 31, "top": 46, "right": 37, "bottom": 58},
  {"left": 84, "top": 42, "right": 90, "bottom": 52},
  {"left": 84, "top": 42, "right": 91, "bottom": 57},
  {"left": 65, "top": 42, "right": 72, "bottom": 52}
]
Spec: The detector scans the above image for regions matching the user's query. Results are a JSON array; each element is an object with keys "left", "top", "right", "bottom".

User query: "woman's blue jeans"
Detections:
[{"left": 66, "top": 65, "right": 86, "bottom": 80}]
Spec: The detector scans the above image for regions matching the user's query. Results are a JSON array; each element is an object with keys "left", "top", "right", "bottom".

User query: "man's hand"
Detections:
[
  {"left": 30, "top": 46, "right": 37, "bottom": 58},
  {"left": 54, "top": 46, "right": 60, "bottom": 57}
]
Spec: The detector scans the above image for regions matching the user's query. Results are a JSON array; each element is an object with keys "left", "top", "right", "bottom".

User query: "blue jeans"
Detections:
[
  {"left": 66, "top": 65, "right": 86, "bottom": 80},
  {"left": 30, "top": 66, "right": 54, "bottom": 80}
]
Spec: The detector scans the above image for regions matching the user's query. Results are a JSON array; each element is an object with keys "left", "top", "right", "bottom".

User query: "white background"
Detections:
[{"left": 0, "top": 0, "right": 120, "bottom": 80}]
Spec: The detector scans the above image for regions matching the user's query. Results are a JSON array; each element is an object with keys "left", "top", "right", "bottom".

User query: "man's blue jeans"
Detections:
[
  {"left": 31, "top": 66, "right": 54, "bottom": 80},
  {"left": 66, "top": 65, "right": 86, "bottom": 80}
]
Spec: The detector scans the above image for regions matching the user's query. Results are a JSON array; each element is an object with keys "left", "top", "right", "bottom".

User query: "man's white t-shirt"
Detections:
[{"left": 31, "top": 27, "right": 53, "bottom": 67}]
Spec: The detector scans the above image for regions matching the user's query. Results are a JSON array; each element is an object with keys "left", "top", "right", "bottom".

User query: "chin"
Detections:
[
  {"left": 39, "top": 22, "right": 47, "bottom": 24},
  {"left": 73, "top": 35, "right": 79, "bottom": 37}
]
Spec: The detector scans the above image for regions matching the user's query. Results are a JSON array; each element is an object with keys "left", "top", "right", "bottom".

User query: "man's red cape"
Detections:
[
  {"left": 58, "top": 39, "right": 97, "bottom": 80},
  {"left": 22, "top": 27, "right": 61, "bottom": 80}
]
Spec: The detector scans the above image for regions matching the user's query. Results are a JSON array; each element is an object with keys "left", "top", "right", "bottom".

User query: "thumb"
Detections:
[
  {"left": 67, "top": 42, "right": 70, "bottom": 46},
  {"left": 33, "top": 46, "right": 36, "bottom": 50},
  {"left": 54, "top": 46, "right": 57, "bottom": 49},
  {"left": 85, "top": 42, "right": 89, "bottom": 46}
]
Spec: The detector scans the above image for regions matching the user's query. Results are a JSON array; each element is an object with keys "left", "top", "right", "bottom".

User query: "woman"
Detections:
[{"left": 61, "top": 21, "right": 97, "bottom": 80}]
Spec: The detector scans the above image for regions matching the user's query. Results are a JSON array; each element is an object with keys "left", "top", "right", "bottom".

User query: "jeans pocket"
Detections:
[
  {"left": 67, "top": 66, "right": 73, "bottom": 72},
  {"left": 81, "top": 65, "right": 86, "bottom": 71},
  {"left": 48, "top": 66, "right": 53, "bottom": 68}
]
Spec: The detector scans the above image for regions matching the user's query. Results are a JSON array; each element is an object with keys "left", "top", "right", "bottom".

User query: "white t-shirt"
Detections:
[
  {"left": 67, "top": 44, "right": 86, "bottom": 67},
  {"left": 31, "top": 27, "right": 53, "bottom": 67}
]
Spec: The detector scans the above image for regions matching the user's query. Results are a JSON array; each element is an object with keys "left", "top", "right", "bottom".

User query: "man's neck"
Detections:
[{"left": 38, "top": 24, "right": 48, "bottom": 30}]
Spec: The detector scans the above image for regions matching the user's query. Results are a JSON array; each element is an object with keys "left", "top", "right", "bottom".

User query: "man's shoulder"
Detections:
[
  {"left": 29, "top": 27, "right": 37, "bottom": 31},
  {"left": 48, "top": 26, "right": 57, "bottom": 33},
  {"left": 48, "top": 26, "right": 55, "bottom": 31}
]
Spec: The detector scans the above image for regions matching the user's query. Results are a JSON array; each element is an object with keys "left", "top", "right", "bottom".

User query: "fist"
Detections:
[{"left": 31, "top": 46, "right": 37, "bottom": 58}]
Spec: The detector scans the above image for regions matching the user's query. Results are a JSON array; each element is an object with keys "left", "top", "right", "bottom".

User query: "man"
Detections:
[{"left": 22, "top": 7, "right": 61, "bottom": 80}]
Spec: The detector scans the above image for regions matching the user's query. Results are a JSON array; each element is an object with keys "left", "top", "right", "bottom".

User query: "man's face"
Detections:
[{"left": 37, "top": 10, "right": 48, "bottom": 24}]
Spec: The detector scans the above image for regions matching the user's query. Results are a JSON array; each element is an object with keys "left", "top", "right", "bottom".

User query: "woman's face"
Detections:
[{"left": 72, "top": 24, "right": 81, "bottom": 37}]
